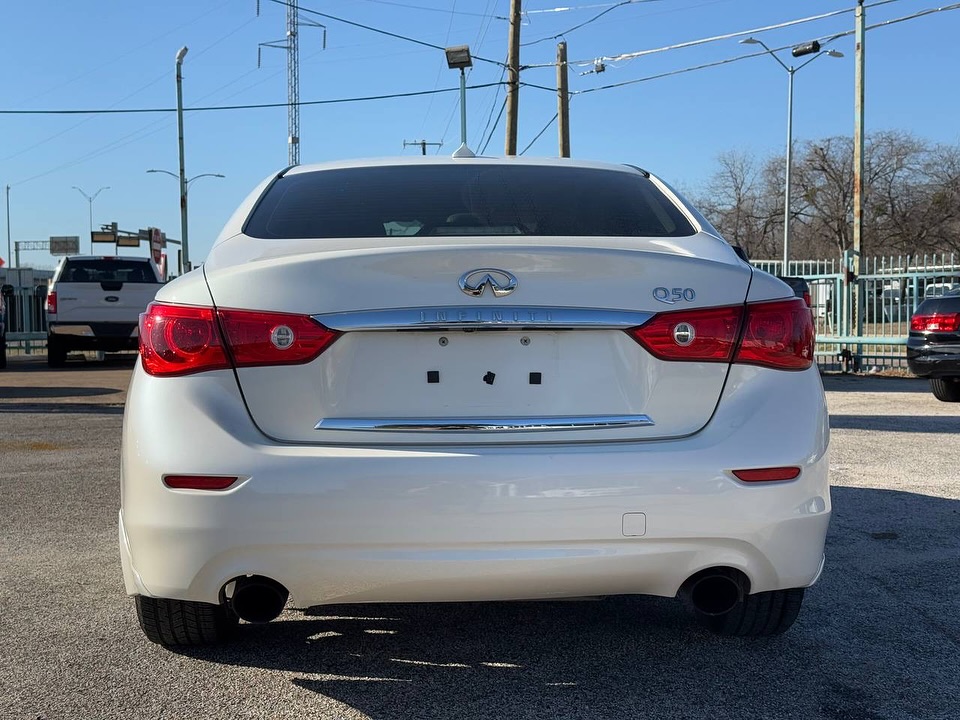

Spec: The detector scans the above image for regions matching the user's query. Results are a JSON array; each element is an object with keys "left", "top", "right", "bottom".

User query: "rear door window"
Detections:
[{"left": 59, "top": 260, "right": 158, "bottom": 284}]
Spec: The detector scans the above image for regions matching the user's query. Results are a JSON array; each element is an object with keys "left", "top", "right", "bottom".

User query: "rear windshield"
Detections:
[
  {"left": 58, "top": 259, "right": 158, "bottom": 283},
  {"left": 244, "top": 164, "right": 697, "bottom": 239}
]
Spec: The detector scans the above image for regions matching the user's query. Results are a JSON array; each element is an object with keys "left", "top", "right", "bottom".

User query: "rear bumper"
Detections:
[
  {"left": 120, "top": 364, "right": 831, "bottom": 607},
  {"left": 49, "top": 322, "right": 138, "bottom": 351},
  {"left": 906, "top": 341, "right": 960, "bottom": 378}
]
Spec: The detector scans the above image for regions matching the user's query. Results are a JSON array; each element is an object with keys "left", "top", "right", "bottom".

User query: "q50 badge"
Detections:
[{"left": 653, "top": 287, "right": 696, "bottom": 304}]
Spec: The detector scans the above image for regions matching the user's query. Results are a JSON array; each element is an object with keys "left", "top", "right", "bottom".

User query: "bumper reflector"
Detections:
[
  {"left": 163, "top": 475, "right": 239, "bottom": 491},
  {"left": 732, "top": 467, "right": 801, "bottom": 483}
]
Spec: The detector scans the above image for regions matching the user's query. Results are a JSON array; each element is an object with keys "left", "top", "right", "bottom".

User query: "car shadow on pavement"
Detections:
[
  {"left": 0, "top": 386, "right": 120, "bottom": 399},
  {"left": 173, "top": 486, "right": 960, "bottom": 720},
  {"left": 830, "top": 414, "right": 960, "bottom": 433},
  {"left": 0, "top": 402, "right": 124, "bottom": 415},
  {"left": 821, "top": 374, "right": 930, "bottom": 394}
]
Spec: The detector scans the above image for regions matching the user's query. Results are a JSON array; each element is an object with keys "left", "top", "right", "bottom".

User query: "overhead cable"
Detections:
[{"left": 521, "top": 0, "right": 660, "bottom": 48}]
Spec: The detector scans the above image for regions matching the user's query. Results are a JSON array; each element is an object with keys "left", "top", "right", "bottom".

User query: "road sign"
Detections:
[
  {"left": 91, "top": 231, "right": 116, "bottom": 244},
  {"left": 117, "top": 235, "right": 140, "bottom": 248},
  {"left": 150, "top": 228, "right": 164, "bottom": 263},
  {"left": 49, "top": 236, "right": 80, "bottom": 255}
]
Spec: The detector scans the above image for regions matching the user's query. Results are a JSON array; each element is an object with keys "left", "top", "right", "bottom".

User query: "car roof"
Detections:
[{"left": 284, "top": 155, "right": 648, "bottom": 177}]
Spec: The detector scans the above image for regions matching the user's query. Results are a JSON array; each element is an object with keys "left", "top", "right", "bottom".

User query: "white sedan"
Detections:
[{"left": 120, "top": 156, "right": 830, "bottom": 646}]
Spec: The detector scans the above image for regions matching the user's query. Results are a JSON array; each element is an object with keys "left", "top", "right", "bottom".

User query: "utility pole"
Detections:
[
  {"left": 176, "top": 46, "right": 190, "bottom": 273},
  {"left": 5, "top": 185, "right": 10, "bottom": 269},
  {"left": 403, "top": 140, "right": 443, "bottom": 156},
  {"left": 504, "top": 0, "right": 522, "bottom": 156},
  {"left": 852, "top": 0, "right": 866, "bottom": 352},
  {"left": 556, "top": 41, "right": 570, "bottom": 158},
  {"left": 259, "top": 1, "right": 326, "bottom": 165}
]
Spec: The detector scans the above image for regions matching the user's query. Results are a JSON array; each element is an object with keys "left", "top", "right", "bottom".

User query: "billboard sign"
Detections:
[{"left": 49, "top": 236, "right": 80, "bottom": 255}]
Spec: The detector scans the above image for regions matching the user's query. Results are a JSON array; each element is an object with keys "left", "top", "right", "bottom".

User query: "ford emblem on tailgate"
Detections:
[
  {"left": 105, "top": 296, "right": 120, "bottom": 303},
  {"left": 459, "top": 268, "right": 518, "bottom": 298}
]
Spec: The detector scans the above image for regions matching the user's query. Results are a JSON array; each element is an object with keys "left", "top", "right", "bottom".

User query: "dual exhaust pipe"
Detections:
[{"left": 224, "top": 568, "right": 747, "bottom": 624}]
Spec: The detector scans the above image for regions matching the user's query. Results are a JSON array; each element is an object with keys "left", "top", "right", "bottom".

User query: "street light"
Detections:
[
  {"left": 72, "top": 185, "right": 110, "bottom": 254},
  {"left": 740, "top": 37, "right": 843, "bottom": 274},
  {"left": 146, "top": 170, "right": 224, "bottom": 274},
  {"left": 175, "top": 46, "right": 190, "bottom": 272},
  {"left": 445, "top": 45, "right": 473, "bottom": 153}
]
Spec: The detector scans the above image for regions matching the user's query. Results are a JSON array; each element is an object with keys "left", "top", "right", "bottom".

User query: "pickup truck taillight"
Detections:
[
  {"left": 139, "top": 302, "right": 341, "bottom": 377},
  {"left": 46, "top": 291, "right": 57, "bottom": 314}
]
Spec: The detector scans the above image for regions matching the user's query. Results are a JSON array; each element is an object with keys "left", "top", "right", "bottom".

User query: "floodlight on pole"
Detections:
[
  {"left": 739, "top": 37, "right": 843, "bottom": 274},
  {"left": 445, "top": 45, "right": 473, "bottom": 152}
]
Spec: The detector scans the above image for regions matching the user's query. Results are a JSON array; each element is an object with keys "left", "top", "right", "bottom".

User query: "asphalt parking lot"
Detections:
[{"left": 1, "top": 354, "right": 959, "bottom": 720}]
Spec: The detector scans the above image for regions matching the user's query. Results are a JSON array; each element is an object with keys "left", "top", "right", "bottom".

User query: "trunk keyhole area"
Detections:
[{"left": 483, "top": 371, "right": 496, "bottom": 385}]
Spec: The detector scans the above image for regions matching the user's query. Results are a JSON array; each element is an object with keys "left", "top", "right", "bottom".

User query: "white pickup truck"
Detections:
[{"left": 45, "top": 256, "right": 164, "bottom": 367}]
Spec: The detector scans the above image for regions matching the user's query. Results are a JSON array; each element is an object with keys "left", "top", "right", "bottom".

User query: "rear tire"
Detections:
[
  {"left": 930, "top": 377, "right": 960, "bottom": 402},
  {"left": 0, "top": 336, "right": 6, "bottom": 369},
  {"left": 135, "top": 595, "right": 239, "bottom": 646},
  {"left": 46, "top": 336, "right": 67, "bottom": 367},
  {"left": 700, "top": 587, "right": 805, "bottom": 637}
]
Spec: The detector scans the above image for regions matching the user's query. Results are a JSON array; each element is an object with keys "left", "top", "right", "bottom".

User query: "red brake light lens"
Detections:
[
  {"left": 626, "top": 298, "right": 814, "bottom": 371},
  {"left": 46, "top": 291, "right": 57, "bottom": 314},
  {"left": 735, "top": 298, "right": 815, "bottom": 370},
  {"left": 139, "top": 303, "right": 341, "bottom": 376},
  {"left": 627, "top": 305, "right": 743, "bottom": 362},
  {"left": 732, "top": 467, "right": 801, "bottom": 483},
  {"left": 140, "top": 303, "right": 231, "bottom": 376},
  {"left": 911, "top": 313, "right": 960, "bottom": 333},
  {"left": 163, "top": 475, "right": 238, "bottom": 491},
  {"left": 217, "top": 309, "right": 340, "bottom": 367}
]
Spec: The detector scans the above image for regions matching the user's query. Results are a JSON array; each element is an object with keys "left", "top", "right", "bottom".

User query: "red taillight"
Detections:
[
  {"left": 46, "top": 291, "right": 57, "bottom": 314},
  {"left": 217, "top": 308, "right": 340, "bottom": 367},
  {"left": 163, "top": 475, "right": 238, "bottom": 490},
  {"left": 736, "top": 298, "right": 815, "bottom": 370},
  {"left": 732, "top": 467, "right": 801, "bottom": 483},
  {"left": 802, "top": 291, "right": 812, "bottom": 308},
  {"left": 140, "top": 303, "right": 231, "bottom": 376},
  {"left": 627, "top": 305, "right": 743, "bottom": 362},
  {"left": 626, "top": 298, "right": 814, "bottom": 371},
  {"left": 139, "top": 302, "right": 341, "bottom": 376},
  {"left": 911, "top": 313, "right": 960, "bottom": 333}
]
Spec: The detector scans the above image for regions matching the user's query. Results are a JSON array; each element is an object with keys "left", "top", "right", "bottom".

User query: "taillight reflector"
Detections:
[
  {"left": 911, "top": 313, "right": 960, "bottom": 333},
  {"left": 163, "top": 475, "right": 238, "bottom": 490},
  {"left": 626, "top": 298, "right": 814, "bottom": 370},
  {"left": 139, "top": 303, "right": 341, "bottom": 376},
  {"left": 217, "top": 308, "right": 340, "bottom": 368},
  {"left": 627, "top": 305, "right": 743, "bottom": 362},
  {"left": 46, "top": 291, "right": 57, "bottom": 314},
  {"left": 732, "top": 467, "right": 801, "bottom": 483}
]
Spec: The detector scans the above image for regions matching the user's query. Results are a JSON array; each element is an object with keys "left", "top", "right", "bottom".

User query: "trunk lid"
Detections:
[{"left": 204, "top": 235, "right": 752, "bottom": 445}]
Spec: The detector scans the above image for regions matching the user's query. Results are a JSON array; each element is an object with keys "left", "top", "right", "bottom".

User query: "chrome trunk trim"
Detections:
[
  {"left": 313, "top": 306, "right": 653, "bottom": 331},
  {"left": 315, "top": 414, "right": 655, "bottom": 433}
]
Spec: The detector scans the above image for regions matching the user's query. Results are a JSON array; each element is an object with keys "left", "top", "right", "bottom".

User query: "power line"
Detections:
[
  {"left": 265, "top": 0, "right": 507, "bottom": 68},
  {"left": 0, "top": 82, "right": 507, "bottom": 116},
  {"left": 518, "top": 112, "right": 559, "bottom": 156},
  {"left": 350, "top": 0, "right": 507, "bottom": 18},
  {"left": 575, "top": 2, "right": 960, "bottom": 97},
  {"left": 480, "top": 96, "right": 508, "bottom": 155},
  {"left": 522, "top": 0, "right": 907, "bottom": 69},
  {"left": 521, "top": 0, "right": 660, "bottom": 47}
]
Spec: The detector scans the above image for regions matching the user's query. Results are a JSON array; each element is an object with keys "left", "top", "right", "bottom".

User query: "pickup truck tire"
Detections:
[
  {"left": 0, "top": 337, "right": 6, "bottom": 369},
  {"left": 47, "top": 336, "right": 67, "bottom": 368},
  {"left": 135, "top": 595, "right": 239, "bottom": 646}
]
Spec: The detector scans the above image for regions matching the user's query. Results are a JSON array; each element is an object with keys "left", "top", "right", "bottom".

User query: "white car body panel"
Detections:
[{"left": 120, "top": 361, "right": 829, "bottom": 606}]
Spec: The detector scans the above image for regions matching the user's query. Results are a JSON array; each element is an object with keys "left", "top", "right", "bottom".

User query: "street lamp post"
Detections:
[
  {"left": 175, "top": 46, "right": 190, "bottom": 272},
  {"left": 72, "top": 185, "right": 110, "bottom": 254},
  {"left": 147, "top": 170, "right": 224, "bottom": 275},
  {"left": 444, "top": 45, "right": 473, "bottom": 153},
  {"left": 740, "top": 38, "right": 843, "bottom": 274}
]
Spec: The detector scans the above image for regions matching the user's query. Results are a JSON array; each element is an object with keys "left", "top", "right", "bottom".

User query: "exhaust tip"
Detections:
[
  {"left": 227, "top": 575, "right": 289, "bottom": 624},
  {"left": 681, "top": 568, "right": 748, "bottom": 617}
]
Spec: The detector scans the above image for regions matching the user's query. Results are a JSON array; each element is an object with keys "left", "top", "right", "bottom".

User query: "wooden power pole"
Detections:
[
  {"left": 505, "top": 0, "right": 522, "bottom": 155},
  {"left": 557, "top": 41, "right": 570, "bottom": 157}
]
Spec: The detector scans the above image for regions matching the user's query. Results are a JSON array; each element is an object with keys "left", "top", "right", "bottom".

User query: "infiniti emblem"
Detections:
[{"left": 458, "top": 268, "right": 518, "bottom": 298}]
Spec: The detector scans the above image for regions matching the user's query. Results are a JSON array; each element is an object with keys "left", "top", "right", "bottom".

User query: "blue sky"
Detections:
[{"left": 1, "top": 0, "right": 956, "bottom": 271}]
